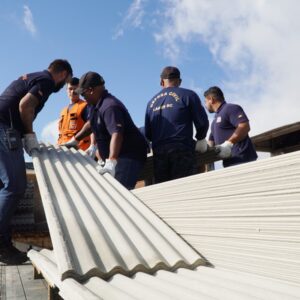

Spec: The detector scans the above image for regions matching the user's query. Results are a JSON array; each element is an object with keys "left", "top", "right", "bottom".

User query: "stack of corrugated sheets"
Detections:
[
  {"left": 28, "top": 145, "right": 300, "bottom": 299},
  {"left": 134, "top": 150, "right": 300, "bottom": 285}
]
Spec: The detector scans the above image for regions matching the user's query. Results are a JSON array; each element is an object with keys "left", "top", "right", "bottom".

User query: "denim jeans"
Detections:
[
  {"left": 115, "top": 157, "right": 144, "bottom": 190},
  {"left": 0, "top": 123, "right": 26, "bottom": 246}
]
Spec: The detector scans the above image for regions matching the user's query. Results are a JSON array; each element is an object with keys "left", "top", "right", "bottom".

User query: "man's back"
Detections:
[
  {"left": 145, "top": 66, "right": 208, "bottom": 184},
  {"left": 145, "top": 86, "right": 208, "bottom": 151}
]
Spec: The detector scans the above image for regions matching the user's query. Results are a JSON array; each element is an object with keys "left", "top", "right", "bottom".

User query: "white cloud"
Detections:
[
  {"left": 113, "top": 0, "right": 146, "bottom": 39},
  {"left": 156, "top": 0, "right": 300, "bottom": 135},
  {"left": 40, "top": 119, "right": 59, "bottom": 145},
  {"left": 23, "top": 5, "right": 37, "bottom": 36}
]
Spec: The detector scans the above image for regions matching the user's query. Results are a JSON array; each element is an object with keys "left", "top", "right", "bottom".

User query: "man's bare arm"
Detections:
[
  {"left": 109, "top": 132, "right": 123, "bottom": 160},
  {"left": 228, "top": 122, "right": 250, "bottom": 144},
  {"left": 19, "top": 93, "right": 39, "bottom": 133},
  {"left": 75, "top": 121, "right": 92, "bottom": 141}
]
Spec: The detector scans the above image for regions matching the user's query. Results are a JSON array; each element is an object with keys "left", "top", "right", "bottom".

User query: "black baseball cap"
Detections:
[
  {"left": 160, "top": 66, "right": 181, "bottom": 79},
  {"left": 76, "top": 71, "right": 105, "bottom": 94}
]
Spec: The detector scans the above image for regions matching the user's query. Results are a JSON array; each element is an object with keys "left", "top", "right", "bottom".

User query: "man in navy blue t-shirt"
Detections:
[
  {"left": 145, "top": 66, "right": 209, "bottom": 183},
  {"left": 204, "top": 86, "right": 257, "bottom": 167},
  {"left": 0, "top": 59, "right": 73, "bottom": 264},
  {"left": 62, "top": 72, "right": 147, "bottom": 190}
]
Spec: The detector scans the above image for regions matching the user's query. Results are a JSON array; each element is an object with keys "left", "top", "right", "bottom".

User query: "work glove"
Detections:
[
  {"left": 216, "top": 141, "right": 233, "bottom": 158},
  {"left": 95, "top": 159, "right": 105, "bottom": 172},
  {"left": 61, "top": 137, "right": 79, "bottom": 149},
  {"left": 195, "top": 139, "right": 208, "bottom": 153},
  {"left": 86, "top": 144, "right": 97, "bottom": 159},
  {"left": 23, "top": 133, "right": 40, "bottom": 156},
  {"left": 97, "top": 159, "right": 117, "bottom": 177}
]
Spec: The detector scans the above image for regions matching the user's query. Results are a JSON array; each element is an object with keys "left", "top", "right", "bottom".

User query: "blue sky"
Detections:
[{"left": 1, "top": 0, "right": 299, "bottom": 159}]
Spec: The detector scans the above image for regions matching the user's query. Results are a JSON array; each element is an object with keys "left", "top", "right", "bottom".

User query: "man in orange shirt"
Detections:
[{"left": 58, "top": 77, "right": 95, "bottom": 154}]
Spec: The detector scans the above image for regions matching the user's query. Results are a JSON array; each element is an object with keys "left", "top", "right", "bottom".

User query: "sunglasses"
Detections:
[{"left": 80, "top": 88, "right": 93, "bottom": 97}]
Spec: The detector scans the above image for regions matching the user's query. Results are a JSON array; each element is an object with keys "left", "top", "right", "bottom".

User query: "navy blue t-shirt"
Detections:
[
  {"left": 89, "top": 90, "right": 147, "bottom": 162},
  {"left": 0, "top": 70, "right": 55, "bottom": 134},
  {"left": 145, "top": 87, "right": 209, "bottom": 151},
  {"left": 209, "top": 102, "right": 257, "bottom": 167}
]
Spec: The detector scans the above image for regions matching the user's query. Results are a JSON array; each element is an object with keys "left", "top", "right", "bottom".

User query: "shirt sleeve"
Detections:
[
  {"left": 103, "top": 106, "right": 125, "bottom": 135},
  {"left": 188, "top": 92, "right": 209, "bottom": 140},
  {"left": 144, "top": 106, "right": 152, "bottom": 142},
  {"left": 228, "top": 105, "right": 249, "bottom": 127},
  {"left": 28, "top": 79, "right": 54, "bottom": 103},
  {"left": 81, "top": 105, "right": 91, "bottom": 122}
]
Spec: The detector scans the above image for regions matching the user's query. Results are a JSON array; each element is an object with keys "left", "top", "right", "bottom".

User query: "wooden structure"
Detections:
[
  {"left": 251, "top": 121, "right": 300, "bottom": 155},
  {"left": 0, "top": 263, "right": 48, "bottom": 300}
]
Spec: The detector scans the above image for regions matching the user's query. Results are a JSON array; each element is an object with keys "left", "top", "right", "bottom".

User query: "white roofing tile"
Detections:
[
  {"left": 29, "top": 249, "right": 300, "bottom": 300},
  {"left": 32, "top": 145, "right": 203, "bottom": 281},
  {"left": 133, "top": 151, "right": 300, "bottom": 284}
]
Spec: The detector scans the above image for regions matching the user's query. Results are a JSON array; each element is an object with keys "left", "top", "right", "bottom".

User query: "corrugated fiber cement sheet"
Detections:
[
  {"left": 31, "top": 145, "right": 204, "bottom": 281},
  {"left": 133, "top": 150, "right": 300, "bottom": 284},
  {"left": 28, "top": 249, "right": 300, "bottom": 300}
]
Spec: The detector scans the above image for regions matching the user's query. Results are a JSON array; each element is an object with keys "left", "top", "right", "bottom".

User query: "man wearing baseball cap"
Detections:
[
  {"left": 144, "top": 66, "right": 209, "bottom": 183},
  {"left": 62, "top": 71, "right": 147, "bottom": 189}
]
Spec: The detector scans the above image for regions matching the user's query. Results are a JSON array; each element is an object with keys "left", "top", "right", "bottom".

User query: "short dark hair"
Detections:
[
  {"left": 204, "top": 86, "right": 225, "bottom": 102},
  {"left": 48, "top": 59, "right": 73, "bottom": 77},
  {"left": 68, "top": 77, "right": 79, "bottom": 86},
  {"left": 160, "top": 66, "right": 181, "bottom": 80}
]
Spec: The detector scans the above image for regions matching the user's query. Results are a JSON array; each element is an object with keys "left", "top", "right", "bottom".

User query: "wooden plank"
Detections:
[
  {"left": 41, "top": 279, "right": 48, "bottom": 290},
  {"left": 33, "top": 267, "right": 44, "bottom": 280},
  {"left": 48, "top": 286, "right": 62, "bottom": 300},
  {"left": 0, "top": 264, "right": 6, "bottom": 300},
  {"left": 13, "top": 234, "right": 52, "bottom": 250},
  {"left": 18, "top": 264, "right": 47, "bottom": 300},
  {"left": 1, "top": 263, "right": 48, "bottom": 300},
  {"left": 251, "top": 121, "right": 300, "bottom": 143},
  {"left": 5, "top": 265, "right": 25, "bottom": 300}
]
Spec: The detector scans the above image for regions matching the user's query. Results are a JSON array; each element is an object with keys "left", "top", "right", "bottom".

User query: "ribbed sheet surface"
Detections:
[
  {"left": 32, "top": 145, "right": 203, "bottom": 281},
  {"left": 133, "top": 151, "right": 300, "bottom": 284},
  {"left": 28, "top": 249, "right": 300, "bottom": 300}
]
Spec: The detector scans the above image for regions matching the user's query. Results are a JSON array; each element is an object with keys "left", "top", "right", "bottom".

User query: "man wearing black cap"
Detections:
[
  {"left": 144, "top": 66, "right": 209, "bottom": 183},
  {"left": 62, "top": 71, "right": 147, "bottom": 189}
]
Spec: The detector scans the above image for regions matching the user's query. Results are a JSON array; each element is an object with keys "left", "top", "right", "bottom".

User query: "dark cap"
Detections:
[
  {"left": 76, "top": 71, "right": 105, "bottom": 94},
  {"left": 160, "top": 66, "right": 181, "bottom": 79}
]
